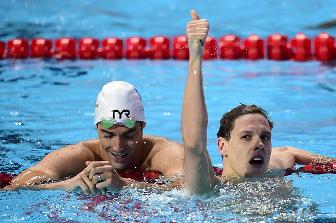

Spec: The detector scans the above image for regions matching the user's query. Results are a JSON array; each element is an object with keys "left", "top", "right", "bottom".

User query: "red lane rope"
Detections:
[
  {"left": 1, "top": 33, "right": 335, "bottom": 62},
  {"left": 213, "top": 162, "right": 336, "bottom": 176},
  {"left": 0, "top": 173, "right": 13, "bottom": 188},
  {"left": 1, "top": 162, "right": 335, "bottom": 188}
]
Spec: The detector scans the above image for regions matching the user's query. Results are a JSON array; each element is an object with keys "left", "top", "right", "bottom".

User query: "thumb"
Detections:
[
  {"left": 190, "top": 10, "right": 200, "bottom": 21},
  {"left": 85, "top": 161, "right": 91, "bottom": 166}
]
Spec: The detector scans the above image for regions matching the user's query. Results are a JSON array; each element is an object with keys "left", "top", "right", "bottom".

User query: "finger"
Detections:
[
  {"left": 81, "top": 174, "right": 98, "bottom": 195},
  {"left": 187, "top": 28, "right": 209, "bottom": 34},
  {"left": 188, "top": 34, "right": 208, "bottom": 40},
  {"left": 188, "top": 19, "right": 208, "bottom": 25},
  {"left": 187, "top": 25, "right": 209, "bottom": 31},
  {"left": 96, "top": 181, "right": 109, "bottom": 192},
  {"left": 187, "top": 22, "right": 209, "bottom": 29},
  {"left": 92, "top": 173, "right": 106, "bottom": 184},
  {"left": 77, "top": 180, "right": 90, "bottom": 195},
  {"left": 190, "top": 10, "right": 200, "bottom": 21},
  {"left": 84, "top": 161, "right": 110, "bottom": 175},
  {"left": 100, "top": 188, "right": 107, "bottom": 195},
  {"left": 89, "top": 165, "right": 113, "bottom": 180}
]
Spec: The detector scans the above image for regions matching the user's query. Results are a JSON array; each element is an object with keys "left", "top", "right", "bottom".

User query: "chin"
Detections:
[{"left": 111, "top": 162, "right": 130, "bottom": 170}]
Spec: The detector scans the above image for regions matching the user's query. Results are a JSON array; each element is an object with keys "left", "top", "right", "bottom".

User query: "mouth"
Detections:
[
  {"left": 249, "top": 155, "right": 265, "bottom": 167},
  {"left": 111, "top": 152, "right": 129, "bottom": 160}
]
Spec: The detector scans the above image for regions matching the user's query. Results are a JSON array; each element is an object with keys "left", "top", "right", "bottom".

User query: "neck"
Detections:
[
  {"left": 221, "top": 160, "right": 239, "bottom": 179},
  {"left": 221, "top": 163, "right": 244, "bottom": 183}
]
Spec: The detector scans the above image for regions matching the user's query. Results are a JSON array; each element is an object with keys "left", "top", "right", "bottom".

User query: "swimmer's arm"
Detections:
[
  {"left": 5, "top": 142, "right": 96, "bottom": 190},
  {"left": 272, "top": 146, "right": 336, "bottom": 168},
  {"left": 182, "top": 10, "right": 216, "bottom": 194},
  {"left": 289, "top": 146, "right": 336, "bottom": 165}
]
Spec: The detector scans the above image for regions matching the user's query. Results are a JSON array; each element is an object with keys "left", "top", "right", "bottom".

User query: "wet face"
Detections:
[
  {"left": 219, "top": 113, "right": 272, "bottom": 177},
  {"left": 97, "top": 122, "right": 145, "bottom": 170}
]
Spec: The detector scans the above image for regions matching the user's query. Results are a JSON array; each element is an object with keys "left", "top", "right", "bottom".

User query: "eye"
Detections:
[
  {"left": 124, "top": 132, "right": 136, "bottom": 139},
  {"left": 261, "top": 134, "right": 271, "bottom": 141},
  {"left": 103, "top": 133, "right": 113, "bottom": 139},
  {"left": 241, "top": 135, "right": 251, "bottom": 140}
]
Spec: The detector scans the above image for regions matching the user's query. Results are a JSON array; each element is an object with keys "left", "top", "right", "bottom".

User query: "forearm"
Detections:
[
  {"left": 14, "top": 179, "right": 69, "bottom": 190},
  {"left": 5, "top": 169, "right": 59, "bottom": 190},
  {"left": 289, "top": 147, "right": 336, "bottom": 165}
]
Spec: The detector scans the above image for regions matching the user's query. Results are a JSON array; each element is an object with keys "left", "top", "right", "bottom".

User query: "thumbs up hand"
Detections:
[{"left": 186, "top": 10, "right": 209, "bottom": 58}]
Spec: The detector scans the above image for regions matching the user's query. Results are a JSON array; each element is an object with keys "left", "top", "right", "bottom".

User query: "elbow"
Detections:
[
  {"left": 277, "top": 146, "right": 296, "bottom": 157},
  {"left": 277, "top": 146, "right": 294, "bottom": 152}
]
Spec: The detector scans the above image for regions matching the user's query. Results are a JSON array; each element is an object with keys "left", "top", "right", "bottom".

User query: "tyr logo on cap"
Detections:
[{"left": 112, "top": 109, "right": 130, "bottom": 119}]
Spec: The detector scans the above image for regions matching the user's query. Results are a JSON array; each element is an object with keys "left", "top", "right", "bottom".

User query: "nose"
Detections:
[
  {"left": 111, "top": 137, "right": 125, "bottom": 152},
  {"left": 254, "top": 137, "right": 264, "bottom": 151}
]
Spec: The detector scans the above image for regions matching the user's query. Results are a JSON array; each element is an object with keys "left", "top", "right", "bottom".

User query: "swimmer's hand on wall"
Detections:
[{"left": 187, "top": 10, "right": 209, "bottom": 58}]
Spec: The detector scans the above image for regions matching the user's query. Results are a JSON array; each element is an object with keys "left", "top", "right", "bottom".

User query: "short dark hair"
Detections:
[{"left": 217, "top": 104, "right": 273, "bottom": 140}]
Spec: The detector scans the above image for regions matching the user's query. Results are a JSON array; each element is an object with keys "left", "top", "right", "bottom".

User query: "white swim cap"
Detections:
[{"left": 94, "top": 81, "right": 145, "bottom": 126}]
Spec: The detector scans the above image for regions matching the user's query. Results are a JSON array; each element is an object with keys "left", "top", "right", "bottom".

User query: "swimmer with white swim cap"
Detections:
[
  {"left": 5, "top": 81, "right": 184, "bottom": 194},
  {"left": 182, "top": 10, "right": 336, "bottom": 194},
  {"left": 95, "top": 81, "right": 146, "bottom": 129}
]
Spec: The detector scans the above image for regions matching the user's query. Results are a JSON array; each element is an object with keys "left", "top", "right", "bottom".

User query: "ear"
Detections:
[
  {"left": 217, "top": 137, "right": 227, "bottom": 157},
  {"left": 140, "top": 121, "right": 146, "bottom": 129}
]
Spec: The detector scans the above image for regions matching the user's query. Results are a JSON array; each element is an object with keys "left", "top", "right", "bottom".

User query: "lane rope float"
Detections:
[{"left": 1, "top": 33, "right": 335, "bottom": 62}]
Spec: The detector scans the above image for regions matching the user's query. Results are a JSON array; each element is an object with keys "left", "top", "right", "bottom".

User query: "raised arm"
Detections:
[{"left": 182, "top": 10, "right": 216, "bottom": 194}]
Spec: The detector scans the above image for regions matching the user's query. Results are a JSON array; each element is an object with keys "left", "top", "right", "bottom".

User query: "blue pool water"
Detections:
[{"left": 1, "top": 0, "right": 336, "bottom": 222}]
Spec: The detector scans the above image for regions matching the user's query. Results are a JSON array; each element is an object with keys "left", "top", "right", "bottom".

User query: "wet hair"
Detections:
[{"left": 217, "top": 104, "right": 273, "bottom": 140}]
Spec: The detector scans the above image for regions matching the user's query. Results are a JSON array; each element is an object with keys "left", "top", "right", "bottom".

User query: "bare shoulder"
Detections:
[
  {"left": 143, "top": 135, "right": 184, "bottom": 176},
  {"left": 77, "top": 139, "right": 101, "bottom": 159},
  {"left": 269, "top": 146, "right": 295, "bottom": 169},
  {"left": 144, "top": 135, "right": 183, "bottom": 157},
  {"left": 48, "top": 139, "right": 100, "bottom": 161}
]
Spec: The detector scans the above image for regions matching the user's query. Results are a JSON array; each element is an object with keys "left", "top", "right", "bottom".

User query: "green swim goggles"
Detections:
[{"left": 100, "top": 118, "right": 136, "bottom": 129}]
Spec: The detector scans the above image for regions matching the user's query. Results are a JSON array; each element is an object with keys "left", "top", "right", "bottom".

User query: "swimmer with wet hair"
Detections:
[
  {"left": 5, "top": 81, "right": 184, "bottom": 194},
  {"left": 182, "top": 10, "right": 336, "bottom": 194},
  {"left": 217, "top": 104, "right": 274, "bottom": 140}
]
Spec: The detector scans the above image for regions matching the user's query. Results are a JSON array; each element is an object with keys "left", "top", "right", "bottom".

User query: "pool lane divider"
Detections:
[
  {"left": 0, "top": 33, "right": 336, "bottom": 62},
  {"left": 1, "top": 162, "right": 336, "bottom": 188}
]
